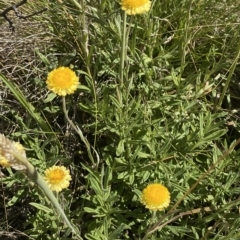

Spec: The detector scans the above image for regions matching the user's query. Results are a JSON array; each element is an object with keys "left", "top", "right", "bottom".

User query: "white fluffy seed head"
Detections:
[{"left": 0, "top": 134, "right": 27, "bottom": 171}]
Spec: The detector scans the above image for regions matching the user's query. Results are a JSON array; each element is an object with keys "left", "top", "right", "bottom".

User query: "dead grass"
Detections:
[
  {"left": 0, "top": 1, "right": 52, "bottom": 126},
  {"left": 0, "top": 3, "right": 52, "bottom": 238}
]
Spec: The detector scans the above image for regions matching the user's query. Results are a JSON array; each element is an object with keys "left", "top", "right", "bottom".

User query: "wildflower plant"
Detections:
[
  {"left": 1, "top": 0, "right": 240, "bottom": 239},
  {"left": 0, "top": 134, "right": 81, "bottom": 239}
]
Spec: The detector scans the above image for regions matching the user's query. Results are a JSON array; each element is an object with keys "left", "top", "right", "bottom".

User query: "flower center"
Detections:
[
  {"left": 53, "top": 70, "right": 73, "bottom": 88},
  {"left": 48, "top": 169, "right": 64, "bottom": 184}
]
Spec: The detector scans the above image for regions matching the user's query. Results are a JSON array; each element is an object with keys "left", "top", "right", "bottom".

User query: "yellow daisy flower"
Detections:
[
  {"left": 44, "top": 166, "right": 72, "bottom": 192},
  {"left": 142, "top": 183, "right": 170, "bottom": 211},
  {"left": 120, "top": 0, "right": 151, "bottom": 15},
  {"left": 46, "top": 67, "right": 79, "bottom": 96},
  {"left": 0, "top": 134, "right": 27, "bottom": 171}
]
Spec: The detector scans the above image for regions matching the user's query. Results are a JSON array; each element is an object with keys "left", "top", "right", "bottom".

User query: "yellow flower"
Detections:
[
  {"left": 0, "top": 156, "right": 11, "bottom": 167},
  {"left": 46, "top": 67, "right": 79, "bottom": 96},
  {"left": 142, "top": 183, "right": 170, "bottom": 211},
  {"left": 120, "top": 0, "right": 151, "bottom": 15},
  {"left": 0, "top": 134, "right": 27, "bottom": 171},
  {"left": 44, "top": 166, "right": 72, "bottom": 192}
]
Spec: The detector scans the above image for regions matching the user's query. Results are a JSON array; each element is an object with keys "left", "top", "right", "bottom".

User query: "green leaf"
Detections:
[
  {"left": 84, "top": 207, "right": 100, "bottom": 214},
  {"left": 203, "top": 129, "right": 227, "bottom": 142},
  {"left": 78, "top": 84, "right": 91, "bottom": 92},
  {"left": 137, "top": 152, "right": 151, "bottom": 158},
  {"left": 116, "top": 140, "right": 125, "bottom": 156},
  {"left": 29, "top": 202, "right": 53, "bottom": 214},
  {"left": 35, "top": 49, "right": 51, "bottom": 66},
  {"left": 44, "top": 93, "right": 57, "bottom": 103},
  {"left": 0, "top": 72, "right": 52, "bottom": 133},
  {"left": 109, "top": 95, "right": 121, "bottom": 109}
]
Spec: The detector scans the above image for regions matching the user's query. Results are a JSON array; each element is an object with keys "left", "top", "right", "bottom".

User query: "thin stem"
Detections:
[
  {"left": 149, "top": 211, "right": 157, "bottom": 228},
  {"left": 69, "top": 0, "right": 98, "bottom": 149},
  {"left": 118, "top": 11, "right": 127, "bottom": 106},
  {"left": 214, "top": 38, "right": 240, "bottom": 111},
  {"left": 80, "top": 0, "right": 89, "bottom": 57},
  {"left": 120, "top": 11, "right": 127, "bottom": 88},
  {"left": 62, "top": 97, "right": 96, "bottom": 166},
  {"left": 124, "top": 16, "right": 133, "bottom": 107},
  {"left": 1, "top": 180, "right": 8, "bottom": 231},
  {"left": 142, "top": 211, "right": 157, "bottom": 240},
  {"left": 69, "top": 0, "right": 82, "bottom": 10}
]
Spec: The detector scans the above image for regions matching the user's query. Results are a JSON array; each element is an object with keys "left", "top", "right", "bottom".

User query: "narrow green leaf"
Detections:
[
  {"left": 29, "top": 202, "right": 53, "bottom": 214},
  {"left": 84, "top": 207, "right": 100, "bottom": 214},
  {"left": 116, "top": 140, "right": 125, "bottom": 156},
  {"left": 0, "top": 72, "right": 52, "bottom": 133}
]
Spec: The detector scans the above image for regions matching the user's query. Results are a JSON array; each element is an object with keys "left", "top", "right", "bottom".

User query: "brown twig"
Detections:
[
  {"left": 0, "top": 0, "right": 47, "bottom": 32},
  {"left": 23, "top": 7, "right": 48, "bottom": 19},
  {"left": 155, "top": 196, "right": 240, "bottom": 232}
]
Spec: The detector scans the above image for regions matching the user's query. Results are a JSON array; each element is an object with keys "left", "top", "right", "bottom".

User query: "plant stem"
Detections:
[
  {"left": 62, "top": 96, "right": 96, "bottom": 167},
  {"left": 118, "top": 11, "right": 127, "bottom": 106},
  {"left": 215, "top": 38, "right": 240, "bottom": 111}
]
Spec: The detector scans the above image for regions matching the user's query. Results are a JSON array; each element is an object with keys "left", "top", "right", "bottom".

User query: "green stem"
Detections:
[
  {"left": 118, "top": 11, "right": 127, "bottom": 106},
  {"left": 214, "top": 39, "right": 240, "bottom": 111},
  {"left": 120, "top": 11, "right": 127, "bottom": 88},
  {"left": 69, "top": 0, "right": 82, "bottom": 10},
  {"left": 142, "top": 211, "right": 157, "bottom": 240},
  {"left": 70, "top": 0, "right": 98, "bottom": 150},
  {"left": 62, "top": 97, "right": 96, "bottom": 166}
]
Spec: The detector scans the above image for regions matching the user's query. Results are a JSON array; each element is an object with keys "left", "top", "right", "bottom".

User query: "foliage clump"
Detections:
[{"left": 1, "top": 0, "right": 240, "bottom": 239}]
